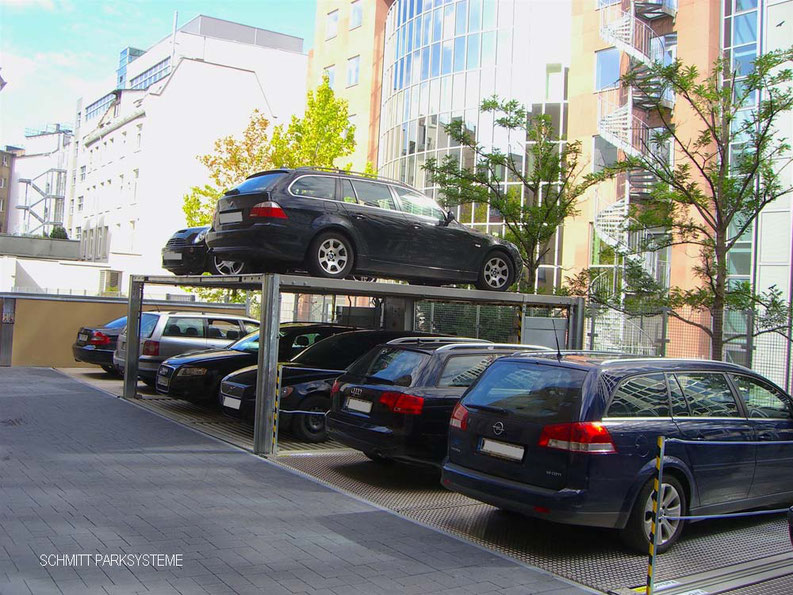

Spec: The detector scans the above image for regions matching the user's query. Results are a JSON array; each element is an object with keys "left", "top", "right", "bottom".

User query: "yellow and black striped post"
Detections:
[
  {"left": 271, "top": 364, "right": 283, "bottom": 456},
  {"left": 646, "top": 435, "right": 666, "bottom": 595}
]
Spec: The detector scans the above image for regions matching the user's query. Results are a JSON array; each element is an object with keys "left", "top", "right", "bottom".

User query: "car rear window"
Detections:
[
  {"left": 438, "top": 354, "right": 501, "bottom": 387},
  {"left": 462, "top": 360, "right": 587, "bottom": 423},
  {"left": 104, "top": 316, "right": 127, "bottom": 329},
  {"left": 227, "top": 172, "right": 286, "bottom": 195},
  {"left": 290, "top": 175, "right": 336, "bottom": 199},
  {"left": 348, "top": 346, "right": 429, "bottom": 386}
]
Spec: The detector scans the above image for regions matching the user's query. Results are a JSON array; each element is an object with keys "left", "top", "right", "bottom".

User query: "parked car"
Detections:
[
  {"left": 162, "top": 225, "right": 246, "bottom": 275},
  {"left": 327, "top": 340, "right": 551, "bottom": 466},
  {"left": 219, "top": 331, "right": 455, "bottom": 442},
  {"left": 114, "top": 312, "right": 259, "bottom": 386},
  {"left": 155, "top": 323, "right": 356, "bottom": 404},
  {"left": 206, "top": 168, "right": 523, "bottom": 291},
  {"left": 441, "top": 353, "right": 793, "bottom": 553},
  {"left": 72, "top": 315, "right": 128, "bottom": 375}
]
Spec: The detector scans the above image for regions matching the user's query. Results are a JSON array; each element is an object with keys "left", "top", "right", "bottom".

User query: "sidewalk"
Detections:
[{"left": 0, "top": 367, "right": 592, "bottom": 595}]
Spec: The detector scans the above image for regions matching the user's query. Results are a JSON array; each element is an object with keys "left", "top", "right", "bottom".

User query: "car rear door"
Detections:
[
  {"left": 670, "top": 371, "right": 755, "bottom": 506},
  {"left": 729, "top": 374, "right": 793, "bottom": 500},
  {"left": 159, "top": 316, "right": 209, "bottom": 358}
]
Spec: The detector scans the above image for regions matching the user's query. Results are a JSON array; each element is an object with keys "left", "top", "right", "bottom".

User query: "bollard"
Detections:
[{"left": 646, "top": 435, "right": 666, "bottom": 595}]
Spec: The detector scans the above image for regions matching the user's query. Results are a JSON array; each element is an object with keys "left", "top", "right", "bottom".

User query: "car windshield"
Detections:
[
  {"left": 226, "top": 172, "right": 286, "bottom": 195},
  {"left": 103, "top": 316, "right": 127, "bottom": 329},
  {"left": 230, "top": 331, "right": 260, "bottom": 353},
  {"left": 462, "top": 360, "right": 587, "bottom": 423}
]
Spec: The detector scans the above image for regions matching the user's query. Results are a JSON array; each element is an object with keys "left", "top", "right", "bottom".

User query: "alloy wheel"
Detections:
[
  {"left": 642, "top": 481, "right": 683, "bottom": 545},
  {"left": 483, "top": 256, "right": 510, "bottom": 289},
  {"left": 213, "top": 257, "right": 245, "bottom": 275},
  {"left": 317, "top": 238, "right": 349, "bottom": 275}
]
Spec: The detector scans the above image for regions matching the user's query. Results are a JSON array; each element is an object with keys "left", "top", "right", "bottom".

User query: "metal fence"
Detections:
[{"left": 586, "top": 305, "right": 793, "bottom": 392}]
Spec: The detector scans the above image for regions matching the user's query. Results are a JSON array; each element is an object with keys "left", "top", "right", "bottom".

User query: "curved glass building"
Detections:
[{"left": 377, "top": 0, "right": 572, "bottom": 291}]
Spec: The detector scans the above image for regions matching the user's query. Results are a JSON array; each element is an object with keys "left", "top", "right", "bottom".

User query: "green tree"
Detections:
[
  {"left": 49, "top": 226, "right": 68, "bottom": 239},
  {"left": 424, "top": 96, "right": 610, "bottom": 290},
  {"left": 574, "top": 49, "right": 793, "bottom": 359}
]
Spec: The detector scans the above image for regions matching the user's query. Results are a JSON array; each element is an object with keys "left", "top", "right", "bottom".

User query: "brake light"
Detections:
[
  {"left": 450, "top": 402, "right": 469, "bottom": 430},
  {"left": 379, "top": 391, "right": 424, "bottom": 415},
  {"left": 89, "top": 331, "right": 111, "bottom": 346},
  {"left": 250, "top": 201, "right": 287, "bottom": 219},
  {"left": 330, "top": 380, "right": 341, "bottom": 397},
  {"left": 538, "top": 422, "right": 617, "bottom": 454},
  {"left": 142, "top": 340, "right": 160, "bottom": 356}
]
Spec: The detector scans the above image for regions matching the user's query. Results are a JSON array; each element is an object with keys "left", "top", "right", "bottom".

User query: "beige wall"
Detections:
[{"left": 5, "top": 297, "right": 246, "bottom": 368}]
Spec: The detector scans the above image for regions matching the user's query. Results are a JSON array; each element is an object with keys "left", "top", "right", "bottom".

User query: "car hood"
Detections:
[{"left": 163, "top": 348, "right": 253, "bottom": 367}]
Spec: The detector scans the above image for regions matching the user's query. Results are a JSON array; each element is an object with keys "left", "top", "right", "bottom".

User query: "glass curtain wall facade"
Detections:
[{"left": 377, "top": 0, "right": 571, "bottom": 292}]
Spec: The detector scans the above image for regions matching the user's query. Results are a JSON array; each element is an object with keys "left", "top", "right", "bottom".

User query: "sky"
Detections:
[{"left": 0, "top": 0, "right": 317, "bottom": 148}]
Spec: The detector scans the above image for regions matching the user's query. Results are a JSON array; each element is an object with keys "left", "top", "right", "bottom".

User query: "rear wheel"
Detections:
[
  {"left": 308, "top": 232, "right": 354, "bottom": 279},
  {"left": 211, "top": 257, "right": 248, "bottom": 276},
  {"left": 290, "top": 395, "right": 329, "bottom": 443},
  {"left": 475, "top": 252, "right": 515, "bottom": 291},
  {"left": 620, "top": 476, "right": 686, "bottom": 554}
]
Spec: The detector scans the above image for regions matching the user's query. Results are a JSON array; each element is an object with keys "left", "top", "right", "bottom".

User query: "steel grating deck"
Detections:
[
  {"left": 274, "top": 451, "right": 792, "bottom": 594},
  {"left": 728, "top": 574, "right": 793, "bottom": 595}
]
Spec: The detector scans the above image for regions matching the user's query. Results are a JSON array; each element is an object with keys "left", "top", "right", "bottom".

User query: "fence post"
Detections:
[
  {"left": 588, "top": 306, "right": 597, "bottom": 351},
  {"left": 659, "top": 307, "right": 669, "bottom": 357},
  {"left": 745, "top": 309, "right": 755, "bottom": 369},
  {"left": 646, "top": 435, "right": 666, "bottom": 595}
]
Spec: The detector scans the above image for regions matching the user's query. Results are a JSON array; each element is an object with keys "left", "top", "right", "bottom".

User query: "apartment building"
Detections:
[
  {"left": 0, "top": 149, "right": 12, "bottom": 233},
  {"left": 68, "top": 15, "right": 307, "bottom": 289}
]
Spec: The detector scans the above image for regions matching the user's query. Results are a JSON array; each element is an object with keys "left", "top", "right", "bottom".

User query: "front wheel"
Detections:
[
  {"left": 475, "top": 253, "right": 515, "bottom": 291},
  {"left": 307, "top": 232, "right": 355, "bottom": 279},
  {"left": 620, "top": 476, "right": 687, "bottom": 554},
  {"left": 211, "top": 257, "right": 248, "bottom": 276},
  {"left": 290, "top": 395, "right": 329, "bottom": 443}
]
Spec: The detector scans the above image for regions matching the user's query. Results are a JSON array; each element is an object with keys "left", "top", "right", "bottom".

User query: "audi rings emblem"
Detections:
[
  {"left": 350, "top": 387, "right": 363, "bottom": 397},
  {"left": 492, "top": 421, "right": 504, "bottom": 436}
]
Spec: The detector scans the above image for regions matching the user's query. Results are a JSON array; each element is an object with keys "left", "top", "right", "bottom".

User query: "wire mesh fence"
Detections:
[
  {"left": 586, "top": 305, "right": 793, "bottom": 392},
  {"left": 414, "top": 301, "right": 521, "bottom": 342}
]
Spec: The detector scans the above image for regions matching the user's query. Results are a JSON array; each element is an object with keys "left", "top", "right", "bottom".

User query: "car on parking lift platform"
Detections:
[
  {"left": 155, "top": 323, "right": 356, "bottom": 405},
  {"left": 441, "top": 353, "right": 793, "bottom": 553},
  {"left": 162, "top": 225, "right": 246, "bottom": 275},
  {"left": 219, "top": 331, "right": 450, "bottom": 442},
  {"left": 327, "top": 339, "right": 551, "bottom": 466},
  {"left": 72, "top": 315, "right": 128, "bottom": 375},
  {"left": 206, "top": 168, "right": 523, "bottom": 291}
]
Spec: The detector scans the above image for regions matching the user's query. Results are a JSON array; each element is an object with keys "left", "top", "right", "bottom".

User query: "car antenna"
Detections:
[{"left": 551, "top": 318, "right": 562, "bottom": 361}]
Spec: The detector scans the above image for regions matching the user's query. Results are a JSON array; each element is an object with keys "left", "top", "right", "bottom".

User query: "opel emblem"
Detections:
[
  {"left": 350, "top": 387, "right": 362, "bottom": 397},
  {"left": 492, "top": 421, "right": 504, "bottom": 436}
]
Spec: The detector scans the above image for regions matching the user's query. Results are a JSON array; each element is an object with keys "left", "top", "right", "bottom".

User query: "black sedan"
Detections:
[
  {"left": 219, "top": 330, "right": 446, "bottom": 442},
  {"left": 162, "top": 225, "right": 246, "bottom": 275},
  {"left": 72, "top": 315, "right": 127, "bottom": 375},
  {"left": 155, "top": 323, "right": 355, "bottom": 404}
]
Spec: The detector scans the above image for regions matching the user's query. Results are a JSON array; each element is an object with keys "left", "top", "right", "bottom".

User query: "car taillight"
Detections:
[
  {"left": 142, "top": 340, "right": 160, "bottom": 356},
  {"left": 538, "top": 422, "right": 617, "bottom": 454},
  {"left": 250, "top": 201, "right": 287, "bottom": 219},
  {"left": 449, "top": 402, "right": 469, "bottom": 430},
  {"left": 330, "top": 380, "right": 341, "bottom": 397},
  {"left": 379, "top": 391, "right": 424, "bottom": 415},
  {"left": 89, "top": 331, "right": 111, "bottom": 346}
]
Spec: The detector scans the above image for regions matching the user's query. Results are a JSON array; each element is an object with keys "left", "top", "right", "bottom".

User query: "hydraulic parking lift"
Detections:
[{"left": 123, "top": 274, "right": 586, "bottom": 455}]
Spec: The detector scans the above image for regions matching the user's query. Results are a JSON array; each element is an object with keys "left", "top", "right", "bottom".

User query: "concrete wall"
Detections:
[
  {"left": 0, "top": 295, "right": 247, "bottom": 368},
  {"left": 0, "top": 235, "right": 80, "bottom": 260}
]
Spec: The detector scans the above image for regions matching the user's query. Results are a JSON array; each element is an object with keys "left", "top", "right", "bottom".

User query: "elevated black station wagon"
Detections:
[
  {"left": 442, "top": 354, "right": 793, "bottom": 552},
  {"left": 206, "top": 167, "right": 522, "bottom": 291}
]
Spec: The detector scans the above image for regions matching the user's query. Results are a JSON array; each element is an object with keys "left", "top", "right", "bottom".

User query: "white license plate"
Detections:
[
  {"left": 157, "top": 376, "right": 170, "bottom": 389},
  {"left": 163, "top": 251, "right": 182, "bottom": 261},
  {"left": 223, "top": 396, "right": 242, "bottom": 410},
  {"left": 78, "top": 333, "right": 89, "bottom": 342},
  {"left": 480, "top": 438, "right": 525, "bottom": 461},
  {"left": 345, "top": 397, "right": 372, "bottom": 414},
  {"left": 219, "top": 211, "right": 243, "bottom": 224}
]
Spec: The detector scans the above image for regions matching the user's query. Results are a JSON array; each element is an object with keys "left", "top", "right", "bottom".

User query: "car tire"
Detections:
[
  {"left": 620, "top": 475, "right": 687, "bottom": 554},
  {"left": 307, "top": 232, "right": 354, "bottom": 279},
  {"left": 101, "top": 364, "right": 121, "bottom": 377},
  {"left": 211, "top": 257, "right": 248, "bottom": 276},
  {"left": 476, "top": 252, "right": 515, "bottom": 291},
  {"left": 364, "top": 451, "right": 394, "bottom": 465},
  {"left": 290, "top": 395, "right": 329, "bottom": 443},
  {"left": 141, "top": 377, "right": 157, "bottom": 389}
]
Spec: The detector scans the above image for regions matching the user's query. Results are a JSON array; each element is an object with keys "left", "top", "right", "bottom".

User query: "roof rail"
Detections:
[
  {"left": 385, "top": 336, "right": 486, "bottom": 345},
  {"left": 512, "top": 350, "right": 633, "bottom": 357},
  {"left": 293, "top": 166, "right": 407, "bottom": 186},
  {"left": 434, "top": 343, "right": 553, "bottom": 353}
]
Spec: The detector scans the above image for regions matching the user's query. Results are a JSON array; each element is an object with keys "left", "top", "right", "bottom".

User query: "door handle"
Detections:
[
  {"left": 412, "top": 224, "right": 421, "bottom": 230},
  {"left": 758, "top": 432, "right": 774, "bottom": 441},
  {"left": 353, "top": 214, "right": 365, "bottom": 220}
]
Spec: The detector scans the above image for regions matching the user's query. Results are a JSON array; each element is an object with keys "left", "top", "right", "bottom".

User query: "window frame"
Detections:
[
  {"left": 670, "top": 370, "right": 747, "bottom": 419},
  {"left": 594, "top": 47, "right": 621, "bottom": 92},
  {"left": 350, "top": 0, "right": 363, "bottom": 30},
  {"left": 326, "top": 9, "right": 339, "bottom": 39},
  {"left": 728, "top": 373, "right": 793, "bottom": 420},
  {"left": 347, "top": 55, "right": 361, "bottom": 87},
  {"left": 286, "top": 174, "right": 339, "bottom": 201},
  {"left": 603, "top": 372, "right": 673, "bottom": 420}
]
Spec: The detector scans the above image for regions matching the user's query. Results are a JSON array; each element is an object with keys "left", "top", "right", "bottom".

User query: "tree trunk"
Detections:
[
  {"left": 525, "top": 259, "right": 537, "bottom": 293},
  {"left": 711, "top": 242, "right": 728, "bottom": 361}
]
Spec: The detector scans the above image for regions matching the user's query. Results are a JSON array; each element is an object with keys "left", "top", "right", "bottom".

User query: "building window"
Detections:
[
  {"left": 2, "top": 154, "right": 8, "bottom": 166},
  {"left": 326, "top": 10, "right": 339, "bottom": 39},
  {"left": 0, "top": 198, "right": 4, "bottom": 211},
  {"left": 77, "top": 196, "right": 84, "bottom": 212},
  {"left": 593, "top": 136, "right": 618, "bottom": 173},
  {"left": 595, "top": 48, "right": 620, "bottom": 91},
  {"left": 136, "top": 124, "right": 143, "bottom": 150},
  {"left": 324, "top": 65, "right": 336, "bottom": 90},
  {"left": 347, "top": 55, "right": 360, "bottom": 87},
  {"left": 129, "top": 58, "right": 170, "bottom": 90},
  {"left": 350, "top": 0, "right": 363, "bottom": 29},
  {"left": 75, "top": 226, "right": 81, "bottom": 240},
  {"left": 80, "top": 166, "right": 86, "bottom": 181},
  {"left": 0, "top": 177, "right": 5, "bottom": 189},
  {"left": 85, "top": 93, "right": 116, "bottom": 121}
]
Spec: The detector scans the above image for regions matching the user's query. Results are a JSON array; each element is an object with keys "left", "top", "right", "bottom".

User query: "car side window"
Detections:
[
  {"left": 675, "top": 372, "right": 741, "bottom": 417},
  {"left": 606, "top": 373, "right": 670, "bottom": 418},
  {"left": 242, "top": 322, "right": 258, "bottom": 334},
  {"left": 290, "top": 175, "right": 336, "bottom": 200},
  {"left": 163, "top": 317, "right": 205, "bottom": 338},
  {"left": 207, "top": 318, "right": 238, "bottom": 340},
  {"left": 438, "top": 354, "right": 500, "bottom": 387},
  {"left": 394, "top": 187, "right": 445, "bottom": 220},
  {"left": 351, "top": 180, "right": 397, "bottom": 210},
  {"left": 730, "top": 375, "right": 793, "bottom": 419},
  {"left": 667, "top": 373, "right": 690, "bottom": 416},
  {"left": 341, "top": 179, "right": 358, "bottom": 204}
]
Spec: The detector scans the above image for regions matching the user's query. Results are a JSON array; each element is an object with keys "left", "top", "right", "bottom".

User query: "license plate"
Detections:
[
  {"left": 157, "top": 376, "right": 170, "bottom": 389},
  {"left": 480, "top": 438, "right": 525, "bottom": 462},
  {"left": 78, "top": 333, "right": 89, "bottom": 342},
  {"left": 163, "top": 251, "right": 182, "bottom": 261},
  {"left": 345, "top": 397, "right": 372, "bottom": 414},
  {"left": 219, "top": 211, "right": 243, "bottom": 224},
  {"left": 223, "top": 396, "right": 242, "bottom": 410}
]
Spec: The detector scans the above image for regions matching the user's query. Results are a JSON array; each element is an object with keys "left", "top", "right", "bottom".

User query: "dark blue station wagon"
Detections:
[{"left": 441, "top": 354, "right": 793, "bottom": 552}]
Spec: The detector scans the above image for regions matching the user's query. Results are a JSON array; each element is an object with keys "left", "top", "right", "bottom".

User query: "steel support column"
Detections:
[
  {"left": 568, "top": 297, "right": 586, "bottom": 349},
  {"left": 123, "top": 276, "right": 144, "bottom": 400},
  {"left": 253, "top": 273, "right": 281, "bottom": 456}
]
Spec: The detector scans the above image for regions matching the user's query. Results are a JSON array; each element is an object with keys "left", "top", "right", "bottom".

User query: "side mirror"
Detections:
[{"left": 443, "top": 210, "right": 456, "bottom": 226}]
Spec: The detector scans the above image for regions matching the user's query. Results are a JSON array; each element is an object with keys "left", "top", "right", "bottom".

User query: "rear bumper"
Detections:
[
  {"left": 441, "top": 462, "right": 623, "bottom": 528},
  {"left": 206, "top": 224, "right": 305, "bottom": 265},
  {"left": 72, "top": 344, "right": 114, "bottom": 366},
  {"left": 112, "top": 353, "right": 160, "bottom": 381}
]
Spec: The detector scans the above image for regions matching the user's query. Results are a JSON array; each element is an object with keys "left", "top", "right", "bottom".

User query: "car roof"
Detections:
[
  {"left": 149, "top": 311, "right": 258, "bottom": 322},
  {"left": 248, "top": 167, "right": 416, "bottom": 192}
]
